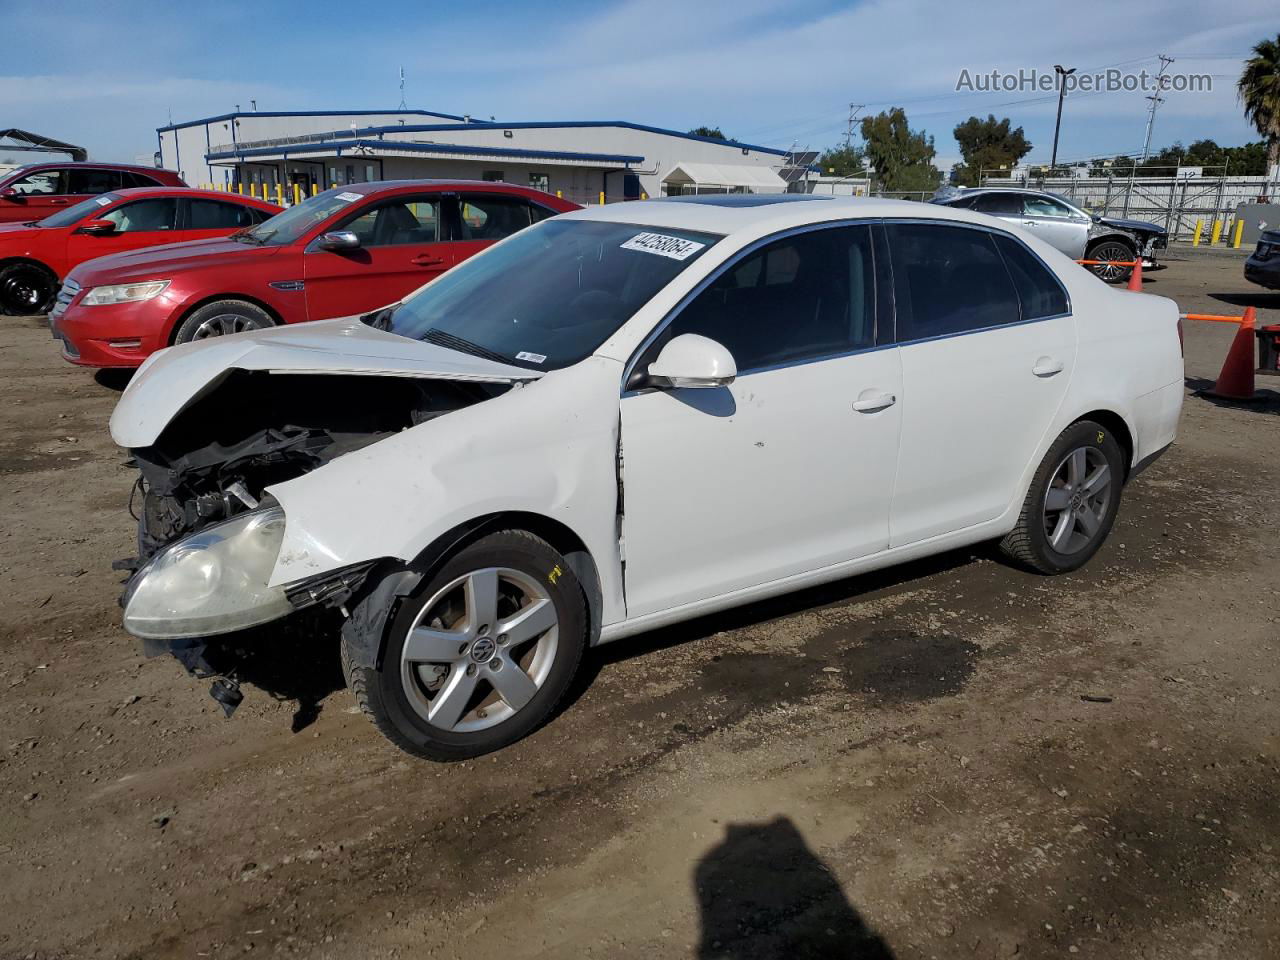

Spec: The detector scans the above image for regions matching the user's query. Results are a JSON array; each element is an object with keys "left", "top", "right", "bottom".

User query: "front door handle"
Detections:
[
  {"left": 411, "top": 254, "right": 446, "bottom": 266},
  {"left": 1033, "top": 357, "right": 1065, "bottom": 377},
  {"left": 50, "top": 199, "right": 70, "bottom": 206},
  {"left": 852, "top": 391, "right": 897, "bottom": 413}
]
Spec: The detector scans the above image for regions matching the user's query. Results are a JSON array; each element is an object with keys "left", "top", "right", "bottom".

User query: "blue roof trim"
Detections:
[
  {"left": 206, "top": 138, "right": 643, "bottom": 166},
  {"left": 157, "top": 109, "right": 466, "bottom": 133}
]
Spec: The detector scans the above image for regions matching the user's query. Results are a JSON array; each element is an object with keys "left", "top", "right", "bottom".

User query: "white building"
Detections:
[{"left": 156, "top": 109, "right": 793, "bottom": 205}]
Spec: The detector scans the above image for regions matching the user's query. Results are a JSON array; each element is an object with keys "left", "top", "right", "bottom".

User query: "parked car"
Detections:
[
  {"left": 0, "top": 188, "right": 279, "bottom": 316},
  {"left": 50, "top": 181, "right": 580, "bottom": 368},
  {"left": 108, "top": 194, "right": 1183, "bottom": 760},
  {"left": 0, "top": 161, "right": 185, "bottom": 225},
  {"left": 932, "top": 187, "right": 1167, "bottom": 283},
  {"left": 1244, "top": 228, "right": 1280, "bottom": 290}
]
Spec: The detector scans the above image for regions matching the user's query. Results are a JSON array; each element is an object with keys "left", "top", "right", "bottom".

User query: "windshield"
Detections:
[
  {"left": 386, "top": 219, "right": 721, "bottom": 371},
  {"left": 236, "top": 188, "right": 362, "bottom": 246},
  {"left": 37, "top": 193, "right": 121, "bottom": 228}
]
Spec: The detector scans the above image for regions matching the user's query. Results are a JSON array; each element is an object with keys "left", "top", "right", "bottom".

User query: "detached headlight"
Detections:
[
  {"left": 123, "top": 507, "right": 293, "bottom": 639},
  {"left": 82, "top": 280, "right": 170, "bottom": 306}
]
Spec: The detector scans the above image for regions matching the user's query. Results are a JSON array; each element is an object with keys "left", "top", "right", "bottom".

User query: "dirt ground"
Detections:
[{"left": 2, "top": 251, "right": 1278, "bottom": 960}]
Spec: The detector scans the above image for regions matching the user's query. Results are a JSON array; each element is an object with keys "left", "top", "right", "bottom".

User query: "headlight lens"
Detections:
[
  {"left": 123, "top": 506, "right": 293, "bottom": 639},
  {"left": 82, "top": 280, "right": 170, "bottom": 306}
]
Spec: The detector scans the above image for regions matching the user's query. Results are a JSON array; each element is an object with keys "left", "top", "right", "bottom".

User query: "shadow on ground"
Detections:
[
  {"left": 694, "top": 816, "right": 895, "bottom": 959},
  {"left": 94, "top": 368, "right": 134, "bottom": 392},
  {"left": 1208, "top": 291, "right": 1280, "bottom": 311},
  {"left": 1185, "top": 376, "right": 1280, "bottom": 415}
]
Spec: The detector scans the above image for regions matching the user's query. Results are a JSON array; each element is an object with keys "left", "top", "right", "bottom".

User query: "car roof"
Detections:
[
  {"left": 101, "top": 186, "right": 280, "bottom": 208},
  {"left": 7, "top": 160, "right": 181, "bottom": 176},
  {"left": 327, "top": 179, "right": 556, "bottom": 197},
  {"left": 562, "top": 195, "right": 988, "bottom": 235}
]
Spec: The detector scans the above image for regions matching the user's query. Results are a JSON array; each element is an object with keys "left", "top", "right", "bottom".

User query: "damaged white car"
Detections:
[{"left": 110, "top": 195, "right": 1184, "bottom": 760}]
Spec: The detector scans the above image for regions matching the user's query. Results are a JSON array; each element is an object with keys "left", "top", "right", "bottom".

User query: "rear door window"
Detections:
[
  {"left": 993, "top": 234, "right": 1069, "bottom": 319},
  {"left": 188, "top": 198, "right": 256, "bottom": 229},
  {"left": 886, "top": 222, "right": 1020, "bottom": 341},
  {"left": 67, "top": 168, "right": 124, "bottom": 195},
  {"left": 972, "top": 193, "right": 1022, "bottom": 216},
  {"left": 121, "top": 171, "right": 162, "bottom": 188},
  {"left": 456, "top": 195, "right": 537, "bottom": 241}
]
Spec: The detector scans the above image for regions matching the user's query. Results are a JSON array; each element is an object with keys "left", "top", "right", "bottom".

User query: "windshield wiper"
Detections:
[
  {"left": 233, "top": 229, "right": 273, "bottom": 246},
  {"left": 422, "top": 329, "right": 512, "bottom": 365}
]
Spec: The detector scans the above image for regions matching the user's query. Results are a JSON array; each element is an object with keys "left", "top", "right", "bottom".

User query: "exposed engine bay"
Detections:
[{"left": 126, "top": 371, "right": 509, "bottom": 563}]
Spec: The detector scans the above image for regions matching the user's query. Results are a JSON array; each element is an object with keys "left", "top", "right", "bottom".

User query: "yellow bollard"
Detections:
[
  {"left": 275, "top": 183, "right": 283, "bottom": 206},
  {"left": 555, "top": 190, "right": 562, "bottom": 199},
  {"left": 1210, "top": 219, "right": 1222, "bottom": 245},
  {"left": 293, "top": 183, "right": 301, "bottom": 205},
  {"left": 1192, "top": 220, "right": 1203, "bottom": 246},
  {"left": 249, "top": 182, "right": 257, "bottom": 198},
  {"left": 311, "top": 182, "right": 318, "bottom": 197},
  {"left": 598, "top": 191, "right": 605, "bottom": 205},
  {"left": 640, "top": 191, "right": 648, "bottom": 200},
  {"left": 331, "top": 183, "right": 338, "bottom": 191},
  {"left": 1233, "top": 219, "right": 1245, "bottom": 249}
]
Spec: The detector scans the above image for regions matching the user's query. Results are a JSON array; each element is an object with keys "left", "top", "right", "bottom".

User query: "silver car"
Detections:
[{"left": 932, "top": 187, "right": 1167, "bottom": 283}]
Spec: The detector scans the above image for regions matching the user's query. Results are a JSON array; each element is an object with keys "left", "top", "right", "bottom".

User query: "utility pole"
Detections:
[
  {"left": 398, "top": 67, "right": 408, "bottom": 111},
  {"left": 1050, "top": 64, "right": 1077, "bottom": 172},
  {"left": 1140, "top": 54, "right": 1174, "bottom": 162},
  {"left": 844, "top": 104, "right": 864, "bottom": 149}
]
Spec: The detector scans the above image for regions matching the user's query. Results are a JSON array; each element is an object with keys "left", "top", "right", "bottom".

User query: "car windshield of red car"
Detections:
[
  {"left": 236, "top": 188, "right": 362, "bottom": 246},
  {"left": 37, "top": 193, "right": 123, "bottom": 228}
]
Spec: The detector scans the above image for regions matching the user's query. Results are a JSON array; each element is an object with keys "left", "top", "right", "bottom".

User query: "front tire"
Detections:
[
  {"left": 0, "top": 262, "right": 57, "bottom": 315},
  {"left": 346, "top": 530, "right": 588, "bottom": 761},
  {"left": 1086, "top": 240, "right": 1136, "bottom": 284},
  {"left": 173, "top": 299, "right": 275, "bottom": 344},
  {"left": 1000, "top": 420, "right": 1125, "bottom": 574}
]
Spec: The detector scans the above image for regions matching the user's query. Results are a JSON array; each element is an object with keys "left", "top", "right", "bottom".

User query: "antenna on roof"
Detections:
[{"left": 398, "top": 67, "right": 408, "bottom": 110}]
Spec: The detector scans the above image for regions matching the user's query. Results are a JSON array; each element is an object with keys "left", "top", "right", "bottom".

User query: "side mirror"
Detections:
[
  {"left": 647, "top": 333, "right": 737, "bottom": 389},
  {"left": 80, "top": 218, "right": 117, "bottom": 235},
  {"left": 0, "top": 187, "right": 21, "bottom": 200},
  {"left": 319, "top": 230, "right": 361, "bottom": 251}
]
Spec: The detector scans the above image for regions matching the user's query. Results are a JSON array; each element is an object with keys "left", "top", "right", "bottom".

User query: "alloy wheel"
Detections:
[
  {"left": 1089, "top": 242, "right": 1133, "bottom": 283},
  {"left": 1042, "top": 446, "right": 1112, "bottom": 555},
  {"left": 399, "top": 567, "right": 559, "bottom": 733},
  {"left": 191, "top": 312, "right": 268, "bottom": 339}
]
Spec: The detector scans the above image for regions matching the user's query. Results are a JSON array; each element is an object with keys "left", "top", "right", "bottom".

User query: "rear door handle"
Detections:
[
  {"left": 1033, "top": 357, "right": 1065, "bottom": 377},
  {"left": 50, "top": 199, "right": 70, "bottom": 206},
  {"left": 852, "top": 391, "right": 897, "bottom": 413},
  {"left": 411, "top": 254, "right": 446, "bottom": 266}
]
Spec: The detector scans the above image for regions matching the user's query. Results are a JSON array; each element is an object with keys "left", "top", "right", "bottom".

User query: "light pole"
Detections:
[{"left": 1050, "top": 64, "right": 1076, "bottom": 173}]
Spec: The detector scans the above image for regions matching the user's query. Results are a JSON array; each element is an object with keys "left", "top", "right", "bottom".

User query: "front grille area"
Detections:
[{"left": 51, "top": 279, "right": 81, "bottom": 317}]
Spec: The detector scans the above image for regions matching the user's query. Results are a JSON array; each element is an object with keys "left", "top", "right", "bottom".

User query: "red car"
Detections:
[
  {"left": 0, "top": 188, "right": 280, "bottom": 315},
  {"left": 0, "top": 162, "right": 186, "bottom": 225},
  {"left": 50, "top": 181, "right": 580, "bottom": 368}
]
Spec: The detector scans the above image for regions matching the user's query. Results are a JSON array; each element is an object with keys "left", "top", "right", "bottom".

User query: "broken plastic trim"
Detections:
[{"left": 283, "top": 561, "right": 378, "bottom": 613}]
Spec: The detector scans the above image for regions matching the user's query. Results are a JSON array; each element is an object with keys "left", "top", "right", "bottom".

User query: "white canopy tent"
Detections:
[{"left": 662, "top": 161, "right": 787, "bottom": 195}]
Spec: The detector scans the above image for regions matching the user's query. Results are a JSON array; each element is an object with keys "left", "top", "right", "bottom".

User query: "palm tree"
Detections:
[{"left": 1238, "top": 34, "right": 1280, "bottom": 172}]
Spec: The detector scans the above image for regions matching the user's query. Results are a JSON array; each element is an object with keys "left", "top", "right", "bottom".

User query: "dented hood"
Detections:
[{"left": 109, "top": 315, "right": 541, "bottom": 448}]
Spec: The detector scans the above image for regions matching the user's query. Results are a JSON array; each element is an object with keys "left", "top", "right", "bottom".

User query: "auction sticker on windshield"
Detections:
[
  {"left": 620, "top": 232, "right": 706, "bottom": 261},
  {"left": 337, "top": 192, "right": 362, "bottom": 203}
]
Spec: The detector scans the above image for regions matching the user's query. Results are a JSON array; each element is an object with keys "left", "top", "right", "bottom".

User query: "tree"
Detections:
[
  {"left": 1239, "top": 34, "right": 1280, "bottom": 172},
  {"left": 859, "top": 108, "right": 941, "bottom": 192},
  {"left": 688, "top": 126, "right": 727, "bottom": 140},
  {"left": 817, "top": 144, "right": 867, "bottom": 178},
  {"left": 951, "top": 114, "right": 1032, "bottom": 186}
]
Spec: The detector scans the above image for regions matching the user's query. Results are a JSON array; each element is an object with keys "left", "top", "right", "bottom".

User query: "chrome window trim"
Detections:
[
  {"left": 620, "top": 218, "right": 883, "bottom": 396},
  {"left": 879, "top": 217, "right": 1072, "bottom": 342}
]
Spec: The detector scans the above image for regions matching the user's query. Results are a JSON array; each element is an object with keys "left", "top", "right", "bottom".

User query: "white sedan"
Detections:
[{"left": 109, "top": 195, "right": 1184, "bottom": 760}]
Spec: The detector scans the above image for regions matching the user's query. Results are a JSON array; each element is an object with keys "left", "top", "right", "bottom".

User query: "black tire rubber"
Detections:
[
  {"left": 172, "top": 299, "right": 275, "bottom": 344},
  {"left": 0, "top": 261, "right": 58, "bottom": 315},
  {"left": 344, "top": 530, "right": 588, "bottom": 761},
  {"left": 1000, "top": 420, "right": 1125, "bottom": 575},
  {"left": 1086, "top": 240, "right": 1136, "bottom": 284}
]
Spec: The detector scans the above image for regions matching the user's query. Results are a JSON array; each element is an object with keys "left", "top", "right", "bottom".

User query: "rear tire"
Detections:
[
  {"left": 1000, "top": 420, "right": 1125, "bottom": 574},
  {"left": 0, "top": 262, "right": 57, "bottom": 315},
  {"left": 345, "top": 530, "right": 588, "bottom": 761},
  {"left": 1086, "top": 240, "right": 1135, "bottom": 284},
  {"left": 173, "top": 299, "right": 275, "bottom": 344}
]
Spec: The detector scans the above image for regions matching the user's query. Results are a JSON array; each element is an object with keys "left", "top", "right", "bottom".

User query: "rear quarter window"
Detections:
[{"left": 993, "top": 234, "right": 1069, "bottom": 320}]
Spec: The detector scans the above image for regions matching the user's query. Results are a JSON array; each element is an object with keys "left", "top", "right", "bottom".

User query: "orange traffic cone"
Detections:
[
  {"left": 1127, "top": 257, "right": 1143, "bottom": 292},
  {"left": 1204, "top": 307, "right": 1258, "bottom": 401}
]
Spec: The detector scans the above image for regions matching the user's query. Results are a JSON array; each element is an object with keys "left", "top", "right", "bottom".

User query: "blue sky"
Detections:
[{"left": 3, "top": 0, "right": 1276, "bottom": 170}]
